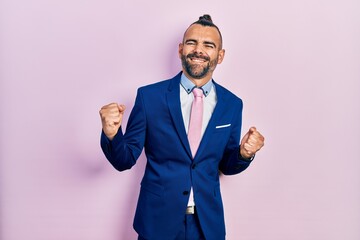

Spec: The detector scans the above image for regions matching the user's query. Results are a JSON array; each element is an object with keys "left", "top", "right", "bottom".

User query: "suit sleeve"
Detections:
[
  {"left": 100, "top": 88, "right": 146, "bottom": 171},
  {"left": 218, "top": 98, "right": 252, "bottom": 175}
]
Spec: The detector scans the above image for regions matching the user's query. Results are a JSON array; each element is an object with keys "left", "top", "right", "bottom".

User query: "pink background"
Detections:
[{"left": 1, "top": 0, "right": 359, "bottom": 239}]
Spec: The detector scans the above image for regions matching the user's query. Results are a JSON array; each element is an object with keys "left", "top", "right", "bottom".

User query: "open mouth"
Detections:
[
  {"left": 189, "top": 57, "right": 207, "bottom": 63},
  {"left": 187, "top": 53, "right": 210, "bottom": 63}
]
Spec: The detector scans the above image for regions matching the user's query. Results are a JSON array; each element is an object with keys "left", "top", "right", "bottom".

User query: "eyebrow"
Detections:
[{"left": 185, "top": 39, "right": 217, "bottom": 48}]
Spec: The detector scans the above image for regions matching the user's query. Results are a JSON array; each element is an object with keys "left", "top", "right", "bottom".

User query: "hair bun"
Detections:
[{"left": 199, "top": 14, "right": 213, "bottom": 23}]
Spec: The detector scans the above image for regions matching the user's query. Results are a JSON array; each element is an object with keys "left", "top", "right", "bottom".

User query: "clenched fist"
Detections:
[
  {"left": 99, "top": 103, "right": 126, "bottom": 140},
  {"left": 240, "top": 127, "right": 265, "bottom": 159}
]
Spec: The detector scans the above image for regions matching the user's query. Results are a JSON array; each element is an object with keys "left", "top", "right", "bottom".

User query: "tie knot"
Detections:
[{"left": 192, "top": 88, "right": 204, "bottom": 98}]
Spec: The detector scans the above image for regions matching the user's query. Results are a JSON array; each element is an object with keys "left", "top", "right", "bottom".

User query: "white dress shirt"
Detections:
[{"left": 180, "top": 73, "right": 218, "bottom": 207}]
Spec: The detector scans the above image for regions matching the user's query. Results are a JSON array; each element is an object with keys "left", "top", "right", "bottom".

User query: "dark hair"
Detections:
[
  {"left": 192, "top": 14, "right": 216, "bottom": 27},
  {"left": 188, "top": 14, "right": 223, "bottom": 48}
]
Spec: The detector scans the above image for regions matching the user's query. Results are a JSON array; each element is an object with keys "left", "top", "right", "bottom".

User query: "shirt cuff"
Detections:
[{"left": 238, "top": 151, "right": 255, "bottom": 162}]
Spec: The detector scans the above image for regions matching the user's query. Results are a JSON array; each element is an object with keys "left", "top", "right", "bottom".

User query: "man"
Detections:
[{"left": 99, "top": 15, "right": 265, "bottom": 240}]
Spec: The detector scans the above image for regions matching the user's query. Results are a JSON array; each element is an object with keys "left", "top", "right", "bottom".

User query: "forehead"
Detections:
[{"left": 183, "top": 24, "right": 221, "bottom": 46}]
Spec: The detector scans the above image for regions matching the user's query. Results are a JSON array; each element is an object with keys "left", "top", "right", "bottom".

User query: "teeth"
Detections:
[{"left": 191, "top": 58, "right": 206, "bottom": 62}]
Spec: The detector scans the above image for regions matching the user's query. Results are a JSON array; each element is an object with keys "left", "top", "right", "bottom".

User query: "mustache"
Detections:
[{"left": 186, "top": 53, "right": 210, "bottom": 61}]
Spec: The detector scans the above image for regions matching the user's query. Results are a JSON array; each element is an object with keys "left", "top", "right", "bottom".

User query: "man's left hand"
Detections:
[{"left": 240, "top": 127, "right": 265, "bottom": 159}]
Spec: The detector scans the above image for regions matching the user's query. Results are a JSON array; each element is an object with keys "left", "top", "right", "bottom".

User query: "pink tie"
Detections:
[{"left": 188, "top": 88, "right": 204, "bottom": 157}]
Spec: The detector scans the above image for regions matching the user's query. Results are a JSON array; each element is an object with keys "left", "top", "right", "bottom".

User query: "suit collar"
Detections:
[{"left": 167, "top": 71, "right": 182, "bottom": 92}]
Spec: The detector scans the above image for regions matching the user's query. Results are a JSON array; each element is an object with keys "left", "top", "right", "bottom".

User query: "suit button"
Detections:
[
  {"left": 183, "top": 191, "right": 189, "bottom": 195},
  {"left": 192, "top": 164, "right": 196, "bottom": 169}
]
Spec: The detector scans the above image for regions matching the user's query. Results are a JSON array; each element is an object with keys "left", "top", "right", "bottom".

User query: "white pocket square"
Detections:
[{"left": 215, "top": 124, "right": 231, "bottom": 129}]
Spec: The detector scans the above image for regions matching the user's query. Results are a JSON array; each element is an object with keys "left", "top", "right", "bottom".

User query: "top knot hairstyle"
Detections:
[
  {"left": 188, "top": 14, "right": 223, "bottom": 49},
  {"left": 195, "top": 14, "right": 214, "bottom": 25}
]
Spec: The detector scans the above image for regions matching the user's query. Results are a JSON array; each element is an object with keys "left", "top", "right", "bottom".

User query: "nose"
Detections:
[{"left": 194, "top": 44, "right": 204, "bottom": 54}]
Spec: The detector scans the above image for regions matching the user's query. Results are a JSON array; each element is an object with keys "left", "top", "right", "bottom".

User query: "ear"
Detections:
[
  {"left": 217, "top": 49, "right": 225, "bottom": 64},
  {"left": 178, "top": 43, "right": 184, "bottom": 59}
]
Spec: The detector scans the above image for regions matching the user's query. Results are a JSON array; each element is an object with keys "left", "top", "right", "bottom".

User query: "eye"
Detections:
[
  {"left": 205, "top": 44, "right": 214, "bottom": 49},
  {"left": 186, "top": 41, "right": 196, "bottom": 45}
]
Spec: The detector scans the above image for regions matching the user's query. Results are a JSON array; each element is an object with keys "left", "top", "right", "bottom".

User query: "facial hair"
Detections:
[{"left": 181, "top": 52, "right": 218, "bottom": 79}]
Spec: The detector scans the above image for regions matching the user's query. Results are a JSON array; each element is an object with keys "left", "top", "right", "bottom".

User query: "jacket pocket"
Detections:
[
  {"left": 213, "top": 124, "right": 232, "bottom": 134},
  {"left": 215, "top": 123, "right": 231, "bottom": 129}
]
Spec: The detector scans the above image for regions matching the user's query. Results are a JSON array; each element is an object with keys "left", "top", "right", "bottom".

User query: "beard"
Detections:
[{"left": 181, "top": 52, "right": 218, "bottom": 79}]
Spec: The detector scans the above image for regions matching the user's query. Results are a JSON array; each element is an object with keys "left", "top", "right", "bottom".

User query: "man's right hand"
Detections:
[{"left": 99, "top": 103, "right": 126, "bottom": 140}]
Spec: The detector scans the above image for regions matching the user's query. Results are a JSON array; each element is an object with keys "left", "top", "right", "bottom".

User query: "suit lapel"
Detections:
[
  {"left": 166, "top": 73, "right": 193, "bottom": 159},
  {"left": 194, "top": 81, "right": 227, "bottom": 160}
]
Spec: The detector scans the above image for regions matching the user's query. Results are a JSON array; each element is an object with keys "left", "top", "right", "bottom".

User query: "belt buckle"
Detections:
[{"left": 186, "top": 206, "right": 195, "bottom": 214}]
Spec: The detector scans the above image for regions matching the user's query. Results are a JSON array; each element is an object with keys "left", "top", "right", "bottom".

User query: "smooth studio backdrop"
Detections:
[{"left": 1, "top": 0, "right": 359, "bottom": 239}]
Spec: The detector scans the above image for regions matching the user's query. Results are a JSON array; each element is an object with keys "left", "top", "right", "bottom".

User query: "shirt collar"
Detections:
[{"left": 180, "top": 72, "right": 213, "bottom": 97}]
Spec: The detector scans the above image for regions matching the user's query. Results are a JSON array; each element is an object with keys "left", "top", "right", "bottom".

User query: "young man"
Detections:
[{"left": 99, "top": 15, "right": 265, "bottom": 240}]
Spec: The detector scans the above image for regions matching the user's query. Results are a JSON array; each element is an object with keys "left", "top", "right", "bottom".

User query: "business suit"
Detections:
[{"left": 101, "top": 72, "right": 252, "bottom": 240}]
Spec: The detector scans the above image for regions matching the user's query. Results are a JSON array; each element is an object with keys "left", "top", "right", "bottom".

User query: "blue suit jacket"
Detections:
[{"left": 101, "top": 72, "right": 252, "bottom": 240}]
